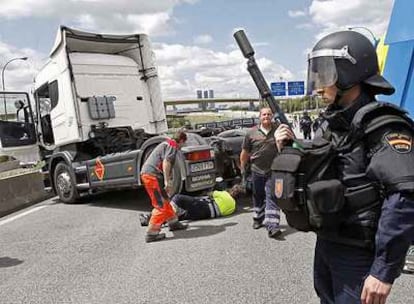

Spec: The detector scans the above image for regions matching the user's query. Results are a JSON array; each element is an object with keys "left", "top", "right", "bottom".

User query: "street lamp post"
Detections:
[
  {"left": 1, "top": 56, "right": 28, "bottom": 120},
  {"left": 348, "top": 26, "right": 379, "bottom": 48}
]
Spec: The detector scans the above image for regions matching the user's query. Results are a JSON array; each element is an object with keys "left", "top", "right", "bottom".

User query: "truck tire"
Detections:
[
  {"left": 171, "top": 162, "right": 183, "bottom": 195},
  {"left": 54, "top": 162, "right": 80, "bottom": 203}
]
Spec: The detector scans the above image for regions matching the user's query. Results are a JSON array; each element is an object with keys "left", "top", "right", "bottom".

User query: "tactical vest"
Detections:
[{"left": 271, "top": 102, "right": 414, "bottom": 248}]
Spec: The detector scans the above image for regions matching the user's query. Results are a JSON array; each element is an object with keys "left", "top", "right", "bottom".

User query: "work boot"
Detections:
[
  {"left": 252, "top": 220, "right": 263, "bottom": 230},
  {"left": 268, "top": 228, "right": 282, "bottom": 239},
  {"left": 139, "top": 213, "right": 151, "bottom": 227},
  {"left": 145, "top": 232, "right": 166, "bottom": 243},
  {"left": 168, "top": 220, "right": 188, "bottom": 231}
]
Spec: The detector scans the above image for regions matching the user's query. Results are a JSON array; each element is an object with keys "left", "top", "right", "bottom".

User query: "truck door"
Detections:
[
  {"left": 0, "top": 91, "right": 39, "bottom": 164},
  {"left": 34, "top": 82, "right": 57, "bottom": 146}
]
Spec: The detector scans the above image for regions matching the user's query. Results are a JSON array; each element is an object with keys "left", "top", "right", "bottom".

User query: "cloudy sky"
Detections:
[{"left": 0, "top": 0, "right": 394, "bottom": 100}]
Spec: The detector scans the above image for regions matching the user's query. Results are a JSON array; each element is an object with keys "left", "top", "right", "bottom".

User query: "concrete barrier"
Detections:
[{"left": 0, "top": 171, "right": 52, "bottom": 217}]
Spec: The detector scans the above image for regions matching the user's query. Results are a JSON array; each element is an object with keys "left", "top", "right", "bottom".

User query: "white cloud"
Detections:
[
  {"left": 0, "top": 41, "right": 43, "bottom": 92},
  {"left": 0, "top": 35, "right": 294, "bottom": 100},
  {"left": 193, "top": 34, "right": 213, "bottom": 45},
  {"left": 288, "top": 10, "right": 307, "bottom": 18},
  {"left": 309, "top": 0, "right": 394, "bottom": 39},
  {"left": 154, "top": 43, "right": 293, "bottom": 99},
  {"left": 0, "top": 0, "right": 198, "bottom": 36}
]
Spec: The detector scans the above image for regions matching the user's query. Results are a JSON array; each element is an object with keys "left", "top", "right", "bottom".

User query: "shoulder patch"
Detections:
[{"left": 384, "top": 132, "right": 412, "bottom": 153}]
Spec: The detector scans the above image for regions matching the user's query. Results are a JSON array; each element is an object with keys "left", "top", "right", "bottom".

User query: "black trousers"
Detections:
[{"left": 171, "top": 194, "right": 216, "bottom": 220}]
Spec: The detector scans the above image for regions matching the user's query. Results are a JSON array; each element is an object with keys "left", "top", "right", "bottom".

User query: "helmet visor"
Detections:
[{"left": 306, "top": 56, "right": 337, "bottom": 95}]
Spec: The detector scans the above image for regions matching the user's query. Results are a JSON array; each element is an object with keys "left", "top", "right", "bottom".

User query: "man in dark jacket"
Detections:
[
  {"left": 299, "top": 111, "right": 313, "bottom": 139},
  {"left": 275, "top": 30, "right": 414, "bottom": 304}
]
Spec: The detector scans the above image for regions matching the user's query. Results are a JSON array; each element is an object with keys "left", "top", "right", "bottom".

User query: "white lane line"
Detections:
[{"left": 0, "top": 205, "right": 48, "bottom": 226}]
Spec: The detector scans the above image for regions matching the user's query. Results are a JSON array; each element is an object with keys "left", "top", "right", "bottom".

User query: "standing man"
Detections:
[
  {"left": 140, "top": 130, "right": 188, "bottom": 243},
  {"left": 240, "top": 107, "right": 282, "bottom": 238},
  {"left": 276, "top": 31, "right": 414, "bottom": 303},
  {"left": 299, "top": 111, "right": 313, "bottom": 139}
]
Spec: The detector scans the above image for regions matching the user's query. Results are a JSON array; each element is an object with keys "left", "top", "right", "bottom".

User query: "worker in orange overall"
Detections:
[{"left": 140, "top": 130, "right": 188, "bottom": 243}]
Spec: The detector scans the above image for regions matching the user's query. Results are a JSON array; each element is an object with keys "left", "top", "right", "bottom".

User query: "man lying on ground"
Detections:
[{"left": 139, "top": 184, "right": 244, "bottom": 226}]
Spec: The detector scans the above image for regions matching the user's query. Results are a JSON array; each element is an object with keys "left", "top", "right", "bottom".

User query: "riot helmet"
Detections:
[{"left": 307, "top": 30, "right": 394, "bottom": 96}]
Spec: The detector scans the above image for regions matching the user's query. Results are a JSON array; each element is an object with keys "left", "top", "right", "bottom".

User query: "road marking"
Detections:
[{"left": 0, "top": 205, "right": 47, "bottom": 226}]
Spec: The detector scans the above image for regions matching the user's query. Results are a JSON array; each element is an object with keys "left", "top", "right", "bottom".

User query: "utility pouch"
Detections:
[
  {"left": 344, "top": 184, "right": 380, "bottom": 212},
  {"left": 307, "top": 179, "right": 345, "bottom": 230},
  {"left": 271, "top": 147, "right": 314, "bottom": 232},
  {"left": 271, "top": 148, "right": 302, "bottom": 211}
]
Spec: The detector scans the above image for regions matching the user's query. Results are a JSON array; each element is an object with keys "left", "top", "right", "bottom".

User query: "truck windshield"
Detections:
[{"left": 0, "top": 92, "right": 36, "bottom": 147}]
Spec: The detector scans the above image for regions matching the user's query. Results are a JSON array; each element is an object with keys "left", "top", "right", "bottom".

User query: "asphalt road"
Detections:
[{"left": 0, "top": 190, "right": 412, "bottom": 304}]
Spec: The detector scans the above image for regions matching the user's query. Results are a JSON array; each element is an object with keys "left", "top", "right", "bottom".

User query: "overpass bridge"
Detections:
[
  {"left": 164, "top": 97, "right": 261, "bottom": 106},
  {"left": 164, "top": 97, "right": 263, "bottom": 113}
]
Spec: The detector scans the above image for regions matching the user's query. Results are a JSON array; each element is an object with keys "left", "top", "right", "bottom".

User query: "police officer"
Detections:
[
  {"left": 275, "top": 31, "right": 414, "bottom": 304},
  {"left": 299, "top": 111, "right": 313, "bottom": 139}
]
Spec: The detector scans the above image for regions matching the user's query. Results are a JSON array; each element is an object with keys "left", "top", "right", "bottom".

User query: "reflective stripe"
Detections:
[
  {"left": 265, "top": 209, "right": 280, "bottom": 215},
  {"left": 265, "top": 218, "right": 280, "bottom": 223},
  {"left": 308, "top": 46, "right": 357, "bottom": 64},
  {"left": 253, "top": 206, "right": 265, "bottom": 212},
  {"left": 212, "top": 201, "right": 221, "bottom": 217},
  {"left": 255, "top": 211, "right": 265, "bottom": 218},
  {"left": 208, "top": 202, "right": 215, "bottom": 218}
]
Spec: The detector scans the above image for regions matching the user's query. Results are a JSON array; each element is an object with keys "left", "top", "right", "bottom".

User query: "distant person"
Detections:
[
  {"left": 312, "top": 111, "right": 324, "bottom": 133},
  {"left": 299, "top": 111, "right": 312, "bottom": 139},
  {"left": 139, "top": 184, "right": 244, "bottom": 226},
  {"left": 140, "top": 130, "right": 189, "bottom": 243}
]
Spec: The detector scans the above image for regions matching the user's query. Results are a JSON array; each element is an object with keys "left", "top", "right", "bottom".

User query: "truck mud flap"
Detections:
[{"left": 86, "top": 150, "right": 140, "bottom": 188}]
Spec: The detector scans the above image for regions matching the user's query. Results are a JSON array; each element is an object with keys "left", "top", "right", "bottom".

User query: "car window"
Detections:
[
  {"left": 185, "top": 133, "right": 208, "bottom": 146},
  {"left": 218, "top": 129, "right": 246, "bottom": 138}
]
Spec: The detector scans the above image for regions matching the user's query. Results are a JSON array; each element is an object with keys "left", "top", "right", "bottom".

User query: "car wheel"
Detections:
[{"left": 54, "top": 162, "right": 80, "bottom": 203}]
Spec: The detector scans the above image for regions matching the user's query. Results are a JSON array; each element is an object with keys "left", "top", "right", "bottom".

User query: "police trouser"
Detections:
[
  {"left": 303, "top": 128, "right": 312, "bottom": 140},
  {"left": 314, "top": 237, "right": 374, "bottom": 304},
  {"left": 251, "top": 171, "right": 280, "bottom": 230}
]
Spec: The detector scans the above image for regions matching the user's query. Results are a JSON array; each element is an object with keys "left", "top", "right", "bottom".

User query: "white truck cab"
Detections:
[{"left": 32, "top": 26, "right": 216, "bottom": 202}]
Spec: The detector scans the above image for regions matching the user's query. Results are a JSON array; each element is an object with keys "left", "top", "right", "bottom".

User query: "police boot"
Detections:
[
  {"left": 145, "top": 232, "right": 166, "bottom": 243},
  {"left": 168, "top": 220, "right": 188, "bottom": 231}
]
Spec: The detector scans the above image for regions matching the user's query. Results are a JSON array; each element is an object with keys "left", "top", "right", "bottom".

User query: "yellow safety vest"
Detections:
[{"left": 212, "top": 190, "right": 236, "bottom": 216}]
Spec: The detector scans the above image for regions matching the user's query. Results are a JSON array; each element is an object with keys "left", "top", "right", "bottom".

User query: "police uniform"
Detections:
[
  {"left": 313, "top": 92, "right": 414, "bottom": 303},
  {"left": 274, "top": 30, "right": 414, "bottom": 303}
]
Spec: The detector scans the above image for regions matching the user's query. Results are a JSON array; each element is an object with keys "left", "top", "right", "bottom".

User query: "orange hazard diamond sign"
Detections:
[{"left": 95, "top": 158, "right": 105, "bottom": 180}]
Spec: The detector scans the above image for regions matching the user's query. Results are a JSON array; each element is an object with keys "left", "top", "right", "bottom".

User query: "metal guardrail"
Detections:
[{"left": 194, "top": 117, "right": 259, "bottom": 129}]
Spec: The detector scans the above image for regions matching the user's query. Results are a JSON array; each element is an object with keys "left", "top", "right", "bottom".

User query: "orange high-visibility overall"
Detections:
[{"left": 141, "top": 173, "right": 176, "bottom": 231}]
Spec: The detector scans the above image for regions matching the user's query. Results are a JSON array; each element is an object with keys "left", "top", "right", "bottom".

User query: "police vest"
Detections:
[{"left": 271, "top": 102, "right": 414, "bottom": 248}]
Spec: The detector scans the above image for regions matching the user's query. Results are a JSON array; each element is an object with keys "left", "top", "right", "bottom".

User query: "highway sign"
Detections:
[
  {"left": 271, "top": 82, "right": 286, "bottom": 96},
  {"left": 287, "top": 81, "right": 305, "bottom": 96}
]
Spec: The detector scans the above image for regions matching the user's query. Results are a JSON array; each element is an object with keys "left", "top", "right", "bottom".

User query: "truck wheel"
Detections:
[
  {"left": 54, "top": 162, "right": 80, "bottom": 203},
  {"left": 171, "top": 162, "right": 183, "bottom": 195}
]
